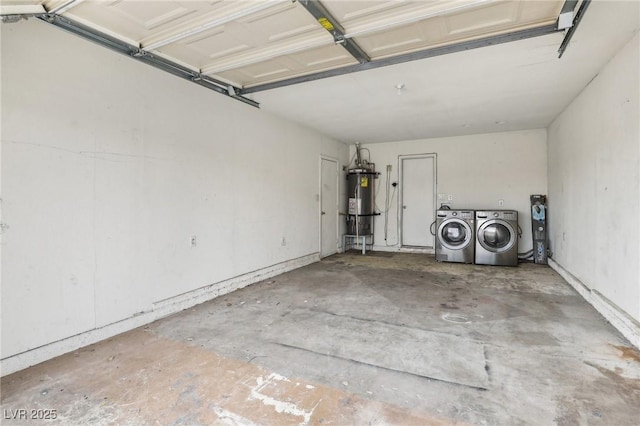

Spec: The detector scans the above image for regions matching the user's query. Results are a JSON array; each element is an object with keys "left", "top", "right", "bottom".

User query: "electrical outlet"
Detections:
[
  {"left": 498, "top": 199, "right": 504, "bottom": 207},
  {"left": 447, "top": 194, "right": 453, "bottom": 201},
  {"left": 190, "top": 235, "right": 197, "bottom": 248},
  {"left": 281, "top": 237, "right": 286, "bottom": 246}
]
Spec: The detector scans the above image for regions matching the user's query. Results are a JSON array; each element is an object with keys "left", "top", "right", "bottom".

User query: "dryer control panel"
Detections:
[
  {"left": 460, "top": 211, "right": 474, "bottom": 219},
  {"left": 477, "top": 210, "right": 517, "bottom": 220}
]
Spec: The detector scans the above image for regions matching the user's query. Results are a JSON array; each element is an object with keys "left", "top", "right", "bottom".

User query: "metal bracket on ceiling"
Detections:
[
  {"left": 27, "top": 14, "right": 259, "bottom": 108},
  {"left": 0, "top": 3, "right": 45, "bottom": 17},
  {"left": 557, "top": 0, "right": 579, "bottom": 30},
  {"left": 1, "top": 7, "right": 43, "bottom": 23},
  {"left": 132, "top": 48, "right": 147, "bottom": 58},
  {"left": 558, "top": 0, "right": 592, "bottom": 58},
  {"left": 299, "top": 0, "right": 370, "bottom": 64},
  {"left": 1, "top": 14, "right": 26, "bottom": 23}
]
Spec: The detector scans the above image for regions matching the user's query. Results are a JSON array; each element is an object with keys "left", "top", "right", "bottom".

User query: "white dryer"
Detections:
[
  {"left": 435, "top": 209, "right": 475, "bottom": 264},
  {"left": 475, "top": 210, "right": 518, "bottom": 266}
]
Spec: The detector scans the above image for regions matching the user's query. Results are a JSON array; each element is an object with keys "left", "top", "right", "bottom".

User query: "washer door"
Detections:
[
  {"left": 478, "top": 219, "right": 516, "bottom": 253},
  {"left": 438, "top": 218, "right": 472, "bottom": 250}
]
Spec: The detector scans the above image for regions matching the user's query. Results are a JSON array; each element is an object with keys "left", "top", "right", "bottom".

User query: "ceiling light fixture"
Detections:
[{"left": 395, "top": 83, "right": 405, "bottom": 95}]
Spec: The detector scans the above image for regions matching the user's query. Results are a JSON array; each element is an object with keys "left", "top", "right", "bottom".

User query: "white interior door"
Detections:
[
  {"left": 320, "top": 157, "right": 338, "bottom": 257},
  {"left": 400, "top": 155, "right": 436, "bottom": 247}
]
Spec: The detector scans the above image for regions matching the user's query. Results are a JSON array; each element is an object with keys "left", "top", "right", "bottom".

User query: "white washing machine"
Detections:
[
  {"left": 475, "top": 210, "right": 518, "bottom": 266},
  {"left": 435, "top": 209, "right": 475, "bottom": 264}
]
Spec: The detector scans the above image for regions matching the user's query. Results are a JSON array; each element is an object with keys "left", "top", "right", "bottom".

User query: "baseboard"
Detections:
[
  {"left": 548, "top": 258, "right": 640, "bottom": 349},
  {"left": 0, "top": 253, "right": 320, "bottom": 377},
  {"left": 372, "top": 245, "right": 435, "bottom": 254}
]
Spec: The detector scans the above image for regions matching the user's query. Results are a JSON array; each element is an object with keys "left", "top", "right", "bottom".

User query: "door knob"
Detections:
[
  {"left": 403, "top": 205, "right": 407, "bottom": 209},
  {"left": 321, "top": 211, "right": 326, "bottom": 215}
]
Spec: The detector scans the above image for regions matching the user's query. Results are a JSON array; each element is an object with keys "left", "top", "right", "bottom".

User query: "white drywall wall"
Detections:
[
  {"left": 0, "top": 19, "right": 347, "bottom": 362},
  {"left": 354, "top": 130, "right": 547, "bottom": 252},
  {"left": 548, "top": 32, "right": 639, "bottom": 322}
]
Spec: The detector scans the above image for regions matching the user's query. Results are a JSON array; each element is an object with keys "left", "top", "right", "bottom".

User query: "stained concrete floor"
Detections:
[{"left": 2, "top": 252, "right": 640, "bottom": 425}]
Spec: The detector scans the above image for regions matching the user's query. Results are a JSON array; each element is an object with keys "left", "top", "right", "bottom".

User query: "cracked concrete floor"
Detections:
[{"left": 2, "top": 252, "right": 640, "bottom": 425}]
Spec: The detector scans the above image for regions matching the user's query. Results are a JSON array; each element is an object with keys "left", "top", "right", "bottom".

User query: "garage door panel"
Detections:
[
  {"left": 518, "top": 0, "right": 565, "bottom": 23},
  {"left": 355, "top": 18, "right": 447, "bottom": 57},
  {"left": 445, "top": 1, "right": 519, "bottom": 35},
  {"left": 156, "top": 24, "right": 250, "bottom": 67},
  {"left": 182, "top": 28, "right": 248, "bottom": 61},
  {"left": 153, "top": 1, "right": 329, "bottom": 79},
  {"left": 289, "top": 44, "right": 358, "bottom": 69},
  {"left": 323, "top": 0, "right": 409, "bottom": 23},
  {"left": 25, "top": 0, "right": 567, "bottom": 88},
  {"left": 237, "top": 0, "right": 319, "bottom": 42},
  {"left": 352, "top": 0, "right": 562, "bottom": 60},
  {"left": 65, "top": 1, "right": 216, "bottom": 42},
  {"left": 325, "top": 0, "right": 489, "bottom": 38},
  {"left": 103, "top": 1, "right": 195, "bottom": 30},
  {"left": 201, "top": 32, "right": 332, "bottom": 74},
  {"left": 217, "top": 44, "right": 357, "bottom": 87},
  {"left": 217, "top": 58, "right": 297, "bottom": 87}
]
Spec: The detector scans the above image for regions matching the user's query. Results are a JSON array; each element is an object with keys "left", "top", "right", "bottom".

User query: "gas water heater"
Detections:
[{"left": 346, "top": 143, "right": 379, "bottom": 238}]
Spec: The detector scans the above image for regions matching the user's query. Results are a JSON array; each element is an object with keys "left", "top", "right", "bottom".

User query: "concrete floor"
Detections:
[{"left": 2, "top": 252, "right": 640, "bottom": 425}]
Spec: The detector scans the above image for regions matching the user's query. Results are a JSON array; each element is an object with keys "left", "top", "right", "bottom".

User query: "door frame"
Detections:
[
  {"left": 398, "top": 153, "right": 437, "bottom": 248},
  {"left": 319, "top": 155, "right": 340, "bottom": 257}
]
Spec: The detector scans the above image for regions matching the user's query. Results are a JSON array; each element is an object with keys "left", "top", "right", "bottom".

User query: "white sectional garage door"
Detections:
[{"left": 2, "top": 0, "right": 569, "bottom": 90}]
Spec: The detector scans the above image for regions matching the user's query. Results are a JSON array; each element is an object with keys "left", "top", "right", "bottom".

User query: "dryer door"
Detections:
[
  {"left": 478, "top": 220, "right": 516, "bottom": 253},
  {"left": 438, "top": 218, "right": 472, "bottom": 250}
]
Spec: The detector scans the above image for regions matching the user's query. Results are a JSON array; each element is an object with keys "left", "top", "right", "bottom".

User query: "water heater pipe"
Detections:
[{"left": 355, "top": 142, "right": 362, "bottom": 168}]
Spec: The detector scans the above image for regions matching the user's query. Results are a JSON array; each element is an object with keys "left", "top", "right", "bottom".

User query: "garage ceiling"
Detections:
[
  {"left": 1, "top": 1, "right": 638, "bottom": 143},
  {"left": 3, "top": 0, "right": 569, "bottom": 88},
  {"left": 258, "top": 1, "right": 639, "bottom": 142}
]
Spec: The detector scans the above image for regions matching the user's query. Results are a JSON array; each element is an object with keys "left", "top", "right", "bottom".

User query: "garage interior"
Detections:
[{"left": 1, "top": 0, "right": 639, "bottom": 424}]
